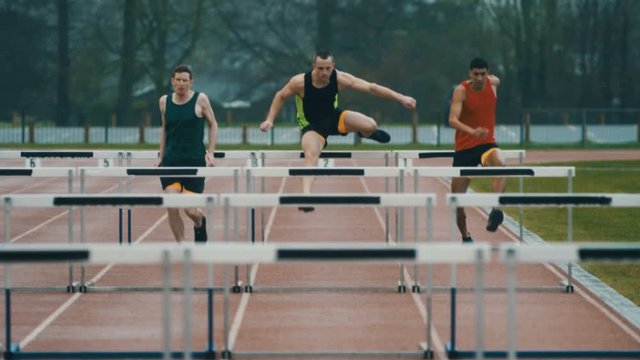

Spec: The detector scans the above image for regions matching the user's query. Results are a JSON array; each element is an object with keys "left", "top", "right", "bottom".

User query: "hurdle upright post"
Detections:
[
  {"left": 161, "top": 250, "right": 172, "bottom": 360},
  {"left": 505, "top": 247, "right": 518, "bottom": 360},
  {"left": 565, "top": 168, "right": 575, "bottom": 292}
]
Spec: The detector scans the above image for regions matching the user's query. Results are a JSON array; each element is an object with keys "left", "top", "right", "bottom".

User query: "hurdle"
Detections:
[
  {"left": 407, "top": 166, "right": 575, "bottom": 295},
  {"left": 1, "top": 167, "right": 77, "bottom": 291},
  {"left": 1, "top": 242, "right": 637, "bottom": 359},
  {"left": 411, "top": 165, "right": 575, "bottom": 242},
  {"left": 444, "top": 193, "right": 640, "bottom": 359},
  {"left": 219, "top": 192, "right": 435, "bottom": 296},
  {"left": 2, "top": 193, "right": 217, "bottom": 293},
  {"left": 0, "top": 150, "right": 123, "bottom": 168},
  {"left": 240, "top": 166, "right": 411, "bottom": 292}
]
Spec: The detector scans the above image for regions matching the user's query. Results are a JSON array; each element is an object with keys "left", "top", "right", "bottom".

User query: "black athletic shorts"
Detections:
[
  {"left": 159, "top": 157, "right": 206, "bottom": 193},
  {"left": 452, "top": 143, "right": 498, "bottom": 167},
  {"left": 301, "top": 109, "right": 348, "bottom": 140}
]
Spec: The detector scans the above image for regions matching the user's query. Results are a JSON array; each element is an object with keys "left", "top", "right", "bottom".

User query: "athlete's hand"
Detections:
[
  {"left": 205, "top": 151, "right": 215, "bottom": 167},
  {"left": 471, "top": 127, "right": 489, "bottom": 138},
  {"left": 400, "top": 96, "right": 417, "bottom": 110},
  {"left": 259, "top": 120, "right": 273, "bottom": 132}
]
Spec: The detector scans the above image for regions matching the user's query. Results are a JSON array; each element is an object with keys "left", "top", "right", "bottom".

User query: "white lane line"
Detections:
[
  {"left": 432, "top": 176, "right": 640, "bottom": 343},
  {"left": 9, "top": 183, "right": 120, "bottom": 243},
  {"left": 227, "top": 163, "right": 290, "bottom": 350},
  {"left": 358, "top": 174, "right": 447, "bottom": 358},
  {"left": 19, "top": 211, "right": 167, "bottom": 349}
]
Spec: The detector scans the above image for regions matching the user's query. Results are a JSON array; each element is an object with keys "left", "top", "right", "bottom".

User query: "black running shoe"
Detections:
[
  {"left": 194, "top": 216, "right": 207, "bottom": 242},
  {"left": 298, "top": 206, "right": 315, "bottom": 213},
  {"left": 365, "top": 129, "right": 391, "bottom": 143},
  {"left": 486, "top": 208, "right": 504, "bottom": 232},
  {"left": 462, "top": 235, "right": 474, "bottom": 243}
]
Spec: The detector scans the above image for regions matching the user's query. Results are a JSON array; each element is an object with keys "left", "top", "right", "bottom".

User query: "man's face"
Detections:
[
  {"left": 468, "top": 67, "right": 488, "bottom": 88},
  {"left": 313, "top": 56, "right": 335, "bottom": 82},
  {"left": 171, "top": 72, "right": 192, "bottom": 95}
]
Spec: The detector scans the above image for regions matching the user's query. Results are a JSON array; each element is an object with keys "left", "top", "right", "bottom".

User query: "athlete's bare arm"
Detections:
[
  {"left": 155, "top": 95, "right": 168, "bottom": 166},
  {"left": 197, "top": 93, "right": 218, "bottom": 166},
  {"left": 336, "top": 71, "right": 416, "bottom": 110},
  {"left": 260, "top": 74, "right": 305, "bottom": 132},
  {"left": 448, "top": 85, "right": 488, "bottom": 138}
]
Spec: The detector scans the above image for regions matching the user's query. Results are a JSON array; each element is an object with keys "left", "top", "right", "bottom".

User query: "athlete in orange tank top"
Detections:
[
  {"left": 448, "top": 57, "right": 506, "bottom": 242},
  {"left": 456, "top": 78, "right": 496, "bottom": 151}
]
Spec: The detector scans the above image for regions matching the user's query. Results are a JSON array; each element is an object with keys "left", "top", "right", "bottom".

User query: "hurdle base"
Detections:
[
  {"left": 220, "top": 349, "right": 233, "bottom": 359},
  {"left": 411, "top": 283, "right": 421, "bottom": 293},
  {"left": 397, "top": 281, "right": 407, "bottom": 293},
  {"left": 446, "top": 343, "right": 640, "bottom": 359}
]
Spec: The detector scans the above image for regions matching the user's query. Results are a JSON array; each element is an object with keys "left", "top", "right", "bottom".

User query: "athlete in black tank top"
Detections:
[{"left": 259, "top": 51, "right": 417, "bottom": 211}]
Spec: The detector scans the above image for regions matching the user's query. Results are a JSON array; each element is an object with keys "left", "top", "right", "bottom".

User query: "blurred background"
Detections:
[{"left": 1, "top": 0, "right": 639, "bottom": 145}]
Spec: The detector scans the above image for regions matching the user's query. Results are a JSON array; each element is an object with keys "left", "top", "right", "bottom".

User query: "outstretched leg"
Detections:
[
  {"left": 451, "top": 176, "right": 472, "bottom": 242},
  {"left": 342, "top": 111, "right": 390, "bottom": 143}
]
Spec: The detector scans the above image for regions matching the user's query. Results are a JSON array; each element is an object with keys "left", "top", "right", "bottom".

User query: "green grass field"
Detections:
[{"left": 472, "top": 160, "right": 640, "bottom": 305}]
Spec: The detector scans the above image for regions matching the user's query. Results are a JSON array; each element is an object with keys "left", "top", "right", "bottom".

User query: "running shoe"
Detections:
[
  {"left": 462, "top": 235, "right": 474, "bottom": 243},
  {"left": 194, "top": 216, "right": 207, "bottom": 242},
  {"left": 365, "top": 129, "right": 391, "bottom": 143},
  {"left": 486, "top": 208, "right": 504, "bottom": 232}
]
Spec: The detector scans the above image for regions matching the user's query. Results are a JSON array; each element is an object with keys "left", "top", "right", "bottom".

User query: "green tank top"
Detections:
[{"left": 162, "top": 91, "right": 206, "bottom": 165}]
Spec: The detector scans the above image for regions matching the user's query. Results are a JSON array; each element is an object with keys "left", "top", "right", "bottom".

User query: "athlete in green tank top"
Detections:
[{"left": 156, "top": 64, "right": 219, "bottom": 243}]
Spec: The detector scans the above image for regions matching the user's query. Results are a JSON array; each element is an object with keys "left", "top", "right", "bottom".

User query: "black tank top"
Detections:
[
  {"left": 162, "top": 91, "right": 205, "bottom": 164},
  {"left": 295, "top": 70, "right": 340, "bottom": 128}
]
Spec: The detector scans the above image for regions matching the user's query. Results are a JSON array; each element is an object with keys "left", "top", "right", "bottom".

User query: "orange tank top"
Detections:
[{"left": 455, "top": 78, "right": 496, "bottom": 151}]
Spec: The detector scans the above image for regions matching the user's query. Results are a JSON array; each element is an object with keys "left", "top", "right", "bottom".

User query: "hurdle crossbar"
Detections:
[
  {"left": 0, "top": 150, "right": 120, "bottom": 159},
  {"left": 2, "top": 193, "right": 216, "bottom": 208},
  {"left": 246, "top": 166, "right": 405, "bottom": 177},
  {"left": 447, "top": 193, "right": 640, "bottom": 207},
  {"left": 258, "top": 150, "right": 392, "bottom": 160},
  {"left": 123, "top": 150, "right": 258, "bottom": 160},
  {"left": 220, "top": 193, "right": 434, "bottom": 208},
  {"left": 411, "top": 166, "right": 574, "bottom": 178},
  {"left": 394, "top": 149, "right": 525, "bottom": 160},
  {"left": 79, "top": 166, "right": 243, "bottom": 177},
  {"left": 0, "top": 167, "right": 76, "bottom": 177}
]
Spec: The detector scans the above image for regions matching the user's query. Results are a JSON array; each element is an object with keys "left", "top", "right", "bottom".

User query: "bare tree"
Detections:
[
  {"left": 115, "top": 0, "right": 138, "bottom": 125},
  {"left": 56, "top": 0, "right": 70, "bottom": 125}
]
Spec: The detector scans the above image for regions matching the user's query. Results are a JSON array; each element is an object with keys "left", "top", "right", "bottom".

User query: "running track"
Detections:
[{"left": 0, "top": 149, "right": 638, "bottom": 359}]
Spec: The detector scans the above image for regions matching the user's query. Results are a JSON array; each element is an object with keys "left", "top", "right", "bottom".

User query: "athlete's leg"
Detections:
[
  {"left": 300, "top": 130, "right": 325, "bottom": 194},
  {"left": 341, "top": 111, "right": 377, "bottom": 136},
  {"left": 482, "top": 148, "right": 506, "bottom": 231},
  {"left": 451, "top": 177, "right": 472, "bottom": 239},
  {"left": 163, "top": 184, "right": 184, "bottom": 242},
  {"left": 341, "top": 110, "right": 390, "bottom": 143},
  {"left": 482, "top": 148, "right": 507, "bottom": 192},
  {"left": 184, "top": 208, "right": 204, "bottom": 227}
]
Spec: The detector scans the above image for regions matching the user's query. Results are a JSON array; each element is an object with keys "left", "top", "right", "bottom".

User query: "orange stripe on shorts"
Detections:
[
  {"left": 480, "top": 148, "right": 498, "bottom": 166},
  {"left": 337, "top": 111, "right": 348, "bottom": 134}
]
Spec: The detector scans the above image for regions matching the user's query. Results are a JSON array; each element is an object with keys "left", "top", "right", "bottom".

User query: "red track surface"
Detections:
[{"left": 0, "top": 150, "right": 638, "bottom": 359}]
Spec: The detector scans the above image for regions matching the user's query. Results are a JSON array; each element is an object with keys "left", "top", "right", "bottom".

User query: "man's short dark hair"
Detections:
[
  {"left": 314, "top": 50, "right": 335, "bottom": 64},
  {"left": 469, "top": 57, "right": 489, "bottom": 70},
  {"left": 172, "top": 64, "right": 193, "bottom": 79}
]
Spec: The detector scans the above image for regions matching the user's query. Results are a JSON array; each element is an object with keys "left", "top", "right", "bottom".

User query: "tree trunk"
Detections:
[
  {"left": 116, "top": 0, "right": 138, "bottom": 125},
  {"left": 56, "top": 0, "right": 70, "bottom": 125}
]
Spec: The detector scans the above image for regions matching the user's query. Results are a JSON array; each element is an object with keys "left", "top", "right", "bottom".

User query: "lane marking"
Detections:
[
  {"left": 432, "top": 175, "right": 640, "bottom": 343},
  {"left": 228, "top": 162, "right": 290, "bottom": 350},
  {"left": 9, "top": 183, "right": 120, "bottom": 243},
  {"left": 19, "top": 213, "right": 167, "bottom": 349},
  {"left": 358, "top": 173, "right": 447, "bottom": 358}
]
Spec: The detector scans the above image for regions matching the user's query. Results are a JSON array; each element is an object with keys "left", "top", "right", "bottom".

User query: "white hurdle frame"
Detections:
[
  {"left": 0, "top": 167, "right": 76, "bottom": 291},
  {"left": 218, "top": 191, "right": 437, "bottom": 357},
  {"left": 243, "top": 167, "right": 413, "bottom": 292},
  {"left": 1, "top": 193, "right": 216, "bottom": 293},
  {"left": 2, "top": 241, "right": 637, "bottom": 359},
  {"left": 446, "top": 193, "right": 640, "bottom": 360}
]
